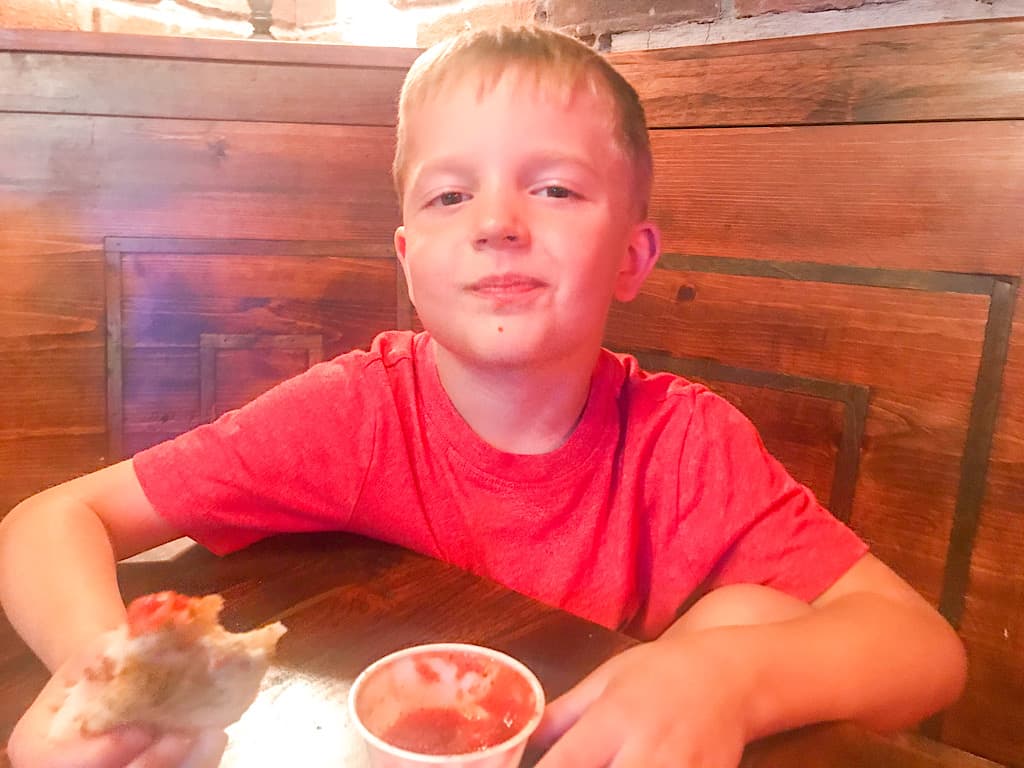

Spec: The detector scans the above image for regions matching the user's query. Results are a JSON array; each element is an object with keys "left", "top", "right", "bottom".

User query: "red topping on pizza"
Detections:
[{"left": 126, "top": 591, "right": 197, "bottom": 636}]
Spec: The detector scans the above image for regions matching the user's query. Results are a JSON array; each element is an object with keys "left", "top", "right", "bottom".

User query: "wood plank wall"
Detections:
[
  {"left": 0, "top": 31, "right": 416, "bottom": 511},
  {"left": 608, "top": 20, "right": 1024, "bottom": 766},
  {"left": 1, "top": 19, "right": 1022, "bottom": 767}
]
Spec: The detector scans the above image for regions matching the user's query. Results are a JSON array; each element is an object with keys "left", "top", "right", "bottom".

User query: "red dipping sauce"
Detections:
[
  {"left": 363, "top": 648, "right": 540, "bottom": 757},
  {"left": 382, "top": 706, "right": 518, "bottom": 755}
]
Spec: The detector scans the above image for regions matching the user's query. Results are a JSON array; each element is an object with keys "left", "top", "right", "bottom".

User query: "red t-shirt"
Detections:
[{"left": 133, "top": 331, "right": 866, "bottom": 640}]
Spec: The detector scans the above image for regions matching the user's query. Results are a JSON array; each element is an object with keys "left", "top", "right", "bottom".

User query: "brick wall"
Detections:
[
  {"left": 3, "top": 0, "right": 1024, "bottom": 50},
  {"left": 412, "top": 0, "right": 1024, "bottom": 48}
]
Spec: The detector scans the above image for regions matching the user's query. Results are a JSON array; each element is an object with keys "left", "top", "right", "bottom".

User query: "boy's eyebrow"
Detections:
[
  {"left": 406, "top": 157, "right": 476, "bottom": 190},
  {"left": 412, "top": 152, "right": 600, "bottom": 186},
  {"left": 520, "top": 152, "right": 602, "bottom": 178}
]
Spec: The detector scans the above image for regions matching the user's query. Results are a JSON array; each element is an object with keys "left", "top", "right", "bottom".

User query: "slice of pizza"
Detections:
[{"left": 49, "top": 591, "right": 286, "bottom": 739}]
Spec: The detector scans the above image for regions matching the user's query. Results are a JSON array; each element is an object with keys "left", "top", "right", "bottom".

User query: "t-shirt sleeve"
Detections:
[
  {"left": 132, "top": 355, "right": 377, "bottom": 556},
  {"left": 675, "top": 387, "right": 868, "bottom": 604}
]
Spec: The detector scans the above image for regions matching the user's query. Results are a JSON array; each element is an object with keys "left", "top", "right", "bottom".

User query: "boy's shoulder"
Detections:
[
  {"left": 242, "top": 331, "right": 420, "bottom": 412},
  {"left": 602, "top": 348, "right": 714, "bottom": 406},
  {"left": 601, "top": 348, "right": 755, "bottom": 440},
  {"left": 366, "top": 329, "right": 421, "bottom": 365},
  {"left": 313, "top": 330, "right": 421, "bottom": 381}
]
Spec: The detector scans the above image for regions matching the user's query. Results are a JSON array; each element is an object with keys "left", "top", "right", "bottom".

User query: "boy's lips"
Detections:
[{"left": 466, "top": 274, "right": 547, "bottom": 296}]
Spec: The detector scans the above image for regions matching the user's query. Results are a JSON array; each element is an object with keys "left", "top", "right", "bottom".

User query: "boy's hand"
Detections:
[
  {"left": 8, "top": 641, "right": 226, "bottom": 768},
  {"left": 531, "top": 633, "right": 749, "bottom": 768}
]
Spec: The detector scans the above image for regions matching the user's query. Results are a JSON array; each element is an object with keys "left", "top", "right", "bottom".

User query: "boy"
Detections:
[{"left": 1, "top": 25, "right": 966, "bottom": 768}]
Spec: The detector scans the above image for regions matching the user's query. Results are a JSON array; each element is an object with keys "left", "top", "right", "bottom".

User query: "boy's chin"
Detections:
[{"left": 432, "top": 326, "right": 581, "bottom": 371}]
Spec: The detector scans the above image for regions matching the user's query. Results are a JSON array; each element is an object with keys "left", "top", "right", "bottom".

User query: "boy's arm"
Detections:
[
  {"left": 674, "top": 553, "right": 966, "bottom": 736},
  {"left": 533, "top": 554, "right": 967, "bottom": 768},
  {"left": 0, "top": 459, "right": 182, "bottom": 670},
  {"left": 1, "top": 461, "right": 233, "bottom": 768}
]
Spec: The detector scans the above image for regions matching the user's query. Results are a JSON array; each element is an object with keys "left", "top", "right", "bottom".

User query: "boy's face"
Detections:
[{"left": 394, "top": 68, "right": 659, "bottom": 373}]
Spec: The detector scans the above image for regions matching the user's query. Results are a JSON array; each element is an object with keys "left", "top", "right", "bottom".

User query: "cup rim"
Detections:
[{"left": 348, "top": 642, "right": 546, "bottom": 764}]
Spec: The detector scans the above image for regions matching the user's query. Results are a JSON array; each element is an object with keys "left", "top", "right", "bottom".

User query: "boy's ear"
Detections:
[
  {"left": 614, "top": 220, "right": 661, "bottom": 302},
  {"left": 394, "top": 226, "right": 416, "bottom": 305}
]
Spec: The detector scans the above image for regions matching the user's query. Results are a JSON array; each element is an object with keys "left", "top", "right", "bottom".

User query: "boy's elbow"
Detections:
[
  {"left": 0, "top": 498, "right": 43, "bottom": 598},
  {"left": 876, "top": 608, "right": 968, "bottom": 733}
]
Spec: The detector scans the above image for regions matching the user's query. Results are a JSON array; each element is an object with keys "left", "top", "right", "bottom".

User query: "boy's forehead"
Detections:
[
  {"left": 406, "top": 70, "right": 620, "bottom": 162},
  {"left": 424, "top": 62, "right": 608, "bottom": 112}
]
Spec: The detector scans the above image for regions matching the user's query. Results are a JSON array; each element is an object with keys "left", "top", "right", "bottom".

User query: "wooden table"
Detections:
[{"left": 0, "top": 533, "right": 1000, "bottom": 767}]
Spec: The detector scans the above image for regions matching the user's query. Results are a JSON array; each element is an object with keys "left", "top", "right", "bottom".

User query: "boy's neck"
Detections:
[{"left": 432, "top": 340, "right": 598, "bottom": 456}]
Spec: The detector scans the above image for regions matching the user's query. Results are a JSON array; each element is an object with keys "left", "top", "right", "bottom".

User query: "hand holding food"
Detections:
[{"left": 50, "top": 591, "right": 286, "bottom": 738}]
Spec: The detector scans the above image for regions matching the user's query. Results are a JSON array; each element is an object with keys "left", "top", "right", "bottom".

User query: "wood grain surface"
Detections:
[
  {"left": 648, "top": 122, "right": 1024, "bottom": 276},
  {"left": 0, "top": 533, "right": 1001, "bottom": 768},
  {"left": 0, "top": 28, "right": 421, "bottom": 67},
  {"left": 611, "top": 19, "right": 1024, "bottom": 127},
  {"left": 0, "top": 111, "right": 400, "bottom": 511},
  {"left": 0, "top": 30, "right": 417, "bottom": 125}
]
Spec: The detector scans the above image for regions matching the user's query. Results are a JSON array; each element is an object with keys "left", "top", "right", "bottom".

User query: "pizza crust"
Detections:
[{"left": 49, "top": 593, "right": 286, "bottom": 739}]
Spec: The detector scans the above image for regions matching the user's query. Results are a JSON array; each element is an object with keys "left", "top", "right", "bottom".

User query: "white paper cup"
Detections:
[{"left": 349, "top": 643, "right": 546, "bottom": 768}]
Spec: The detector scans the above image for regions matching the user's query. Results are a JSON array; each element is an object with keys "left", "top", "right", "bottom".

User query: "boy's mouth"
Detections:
[{"left": 467, "top": 274, "right": 547, "bottom": 296}]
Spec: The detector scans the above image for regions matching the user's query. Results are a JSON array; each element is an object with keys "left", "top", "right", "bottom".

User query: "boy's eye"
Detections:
[
  {"left": 432, "top": 191, "right": 467, "bottom": 207},
  {"left": 539, "top": 185, "right": 572, "bottom": 199}
]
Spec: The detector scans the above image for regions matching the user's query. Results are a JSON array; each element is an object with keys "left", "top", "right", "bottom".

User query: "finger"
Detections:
[
  {"left": 11, "top": 694, "right": 154, "bottom": 768},
  {"left": 180, "top": 730, "right": 228, "bottom": 768},
  {"left": 68, "top": 727, "right": 156, "bottom": 768},
  {"left": 533, "top": 704, "right": 622, "bottom": 768},
  {"left": 126, "top": 733, "right": 196, "bottom": 768},
  {"left": 11, "top": 727, "right": 154, "bottom": 768},
  {"left": 610, "top": 741, "right": 673, "bottom": 768},
  {"left": 612, "top": 743, "right": 742, "bottom": 768},
  {"left": 531, "top": 663, "right": 614, "bottom": 750},
  {"left": 609, "top": 745, "right": 644, "bottom": 768}
]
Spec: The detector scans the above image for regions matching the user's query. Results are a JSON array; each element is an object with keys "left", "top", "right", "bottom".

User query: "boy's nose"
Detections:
[
  {"left": 473, "top": 201, "right": 530, "bottom": 250},
  {"left": 474, "top": 225, "right": 527, "bottom": 249}
]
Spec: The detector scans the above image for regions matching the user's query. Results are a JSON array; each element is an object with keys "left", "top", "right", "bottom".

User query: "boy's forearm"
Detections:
[
  {"left": 660, "top": 591, "right": 966, "bottom": 742},
  {"left": 0, "top": 494, "right": 127, "bottom": 670}
]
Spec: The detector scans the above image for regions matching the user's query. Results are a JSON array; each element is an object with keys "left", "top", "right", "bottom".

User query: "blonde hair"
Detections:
[{"left": 393, "top": 25, "right": 653, "bottom": 218}]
